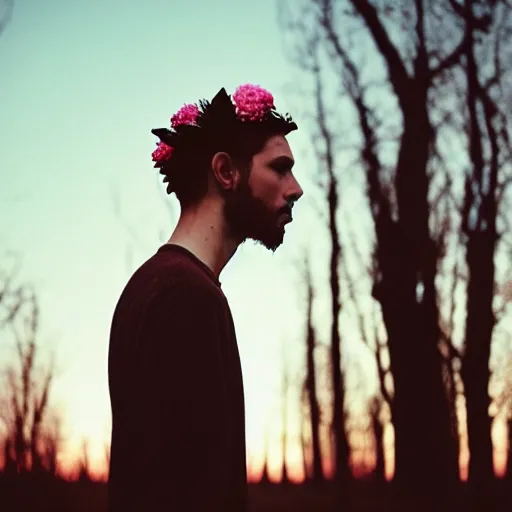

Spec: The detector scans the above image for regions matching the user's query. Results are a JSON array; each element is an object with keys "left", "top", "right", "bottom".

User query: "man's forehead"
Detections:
[{"left": 260, "top": 134, "right": 294, "bottom": 160}]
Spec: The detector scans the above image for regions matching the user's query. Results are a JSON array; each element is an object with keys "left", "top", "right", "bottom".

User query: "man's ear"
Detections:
[{"left": 211, "top": 152, "right": 241, "bottom": 191}]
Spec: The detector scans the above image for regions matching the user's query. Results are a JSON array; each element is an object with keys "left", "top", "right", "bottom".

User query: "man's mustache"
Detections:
[{"left": 279, "top": 205, "right": 293, "bottom": 217}]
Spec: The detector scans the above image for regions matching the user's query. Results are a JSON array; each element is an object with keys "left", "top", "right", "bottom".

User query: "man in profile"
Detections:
[{"left": 107, "top": 84, "right": 303, "bottom": 511}]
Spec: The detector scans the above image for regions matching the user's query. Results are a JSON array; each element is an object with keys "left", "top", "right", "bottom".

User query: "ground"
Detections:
[{"left": 1, "top": 475, "right": 510, "bottom": 511}]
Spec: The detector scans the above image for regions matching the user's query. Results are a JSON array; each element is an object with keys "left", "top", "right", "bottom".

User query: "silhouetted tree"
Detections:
[
  {"left": 446, "top": 2, "right": 512, "bottom": 506},
  {"left": 0, "top": 258, "right": 60, "bottom": 475},
  {"left": 494, "top": 352, "right": 512, "bottom": 482},
  {"left": 299, "top": 383, "right": 311, "bottom": 480},
  {"left": 280, "top": 339, "right": 290, "bottom": 484},
  {"left": 369, "top": 396, "right": 385, "bottom": 484},
  {"left": 279, "top": 0, "right": 500, "bottom": 500},
  {"left": 339, "top": 213, "right": 395, "bottom": 481},
  {"left": 77, "top": 438, "right": 92, "bottom": 482},
  {"left": 507, "top": 417, "right": 512, "bottom": 482},
  {"left": 104, "top": 441, "right": 111, "bottom": 480},
  {"left": 279, "top": 8, "right": 352, "bottom": 490},
  {"left": 259, "top": 427, "right": 271, "bottom": 484},
  {"left": 321, "top": 83, "right": 351, "bottom": 487},
  {"left": 302, "top": 255, "right": 324, "bottom": 483}
]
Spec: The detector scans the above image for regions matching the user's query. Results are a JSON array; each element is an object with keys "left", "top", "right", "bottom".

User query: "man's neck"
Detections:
[{"left": 167, "top": 198, "right": 239, "bottom": 279}]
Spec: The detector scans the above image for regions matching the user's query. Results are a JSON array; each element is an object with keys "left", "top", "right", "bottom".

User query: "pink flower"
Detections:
[
  {"left": 151, "top": 141, "right": 173, "bottom": 162},
  {"left": 232, "top": 84, "right": 275, "bottom": 122},
  {"left": 170, "top": 103, "right": 200, "bottom": 128}
]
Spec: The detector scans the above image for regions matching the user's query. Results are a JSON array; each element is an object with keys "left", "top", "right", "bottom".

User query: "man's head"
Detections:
[
  {"left": 212, "top": 133, "right": 302, "bottom": 251},
  {"left": 150, "top": 85, "right": 303, "bottom": 250}
]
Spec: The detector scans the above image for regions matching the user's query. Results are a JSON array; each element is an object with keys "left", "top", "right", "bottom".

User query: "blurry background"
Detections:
[{"left": 1, "top": 0, "right": 511, "bottom": 510}]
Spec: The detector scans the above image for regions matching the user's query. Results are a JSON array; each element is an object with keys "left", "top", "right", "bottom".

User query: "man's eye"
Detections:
[{"left": 272, "top": 165, "right": 289, "bottom": 175}]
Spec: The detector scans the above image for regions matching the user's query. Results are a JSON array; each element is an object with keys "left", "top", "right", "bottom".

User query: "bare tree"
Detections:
[
  {"left": 339, "top": 209, "right": 395, "bottom": 480},
  {"left": 301, "top": 254, "right": 324, "bottom": 483},
  {"left": 279, "top": 339, "right": 291, "bottom": 484},
  {"left": 299, "top": 382, "right": 312, "bottom": 481},
  {"left": 104, "top": 441, "right": 111, "bottom": 480},
  {"left": 368, "top": 396, "right": 385, "bottom": 484},
  {"left": 508, "top": 419, "right": 512, "bottom": 482},
  {"left": 317, "top": 72, "right": 352, "bottom": 488},
  {"left": 279, "top": 9, "right": 352, "bottom": 488},
  {"left": 445, "top": 2, "right": 512, "bottom": 504},
  {"left": 39, "top": 413, "right": 62, "bottom": 477},
  {"left": 259, "top": 424, "right": 271, "bottom": 484},
  {"left": 77, "top": 438, "right": 92, "bottom": 482},
  {"left": 0, "top": 259, "right": 60, "bottom": 476},
  {"left": 279, "top": 0, "right": 500, "bottom": 499},
  {"left": 491, "top": 335, "right": 512, "bottom": 482}
]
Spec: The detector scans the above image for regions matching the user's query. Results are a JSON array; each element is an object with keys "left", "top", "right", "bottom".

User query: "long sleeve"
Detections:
[{"left": 111, "top": 283, "right": 232, "bottom": 511}]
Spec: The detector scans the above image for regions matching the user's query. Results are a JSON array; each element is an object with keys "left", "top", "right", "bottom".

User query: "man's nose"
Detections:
[{"left": 287, "top": 174, "right": 304, "bottom": 205}]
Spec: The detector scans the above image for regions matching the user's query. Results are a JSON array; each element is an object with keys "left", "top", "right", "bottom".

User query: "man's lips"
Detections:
[{"left": 278, "top": 213, "right": 293, "bottom": 225}]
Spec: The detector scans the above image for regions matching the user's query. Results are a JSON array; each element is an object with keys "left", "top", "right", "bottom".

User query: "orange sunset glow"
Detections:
[{"left": 48, "top": 413, "right": 509, "bottom": 486}]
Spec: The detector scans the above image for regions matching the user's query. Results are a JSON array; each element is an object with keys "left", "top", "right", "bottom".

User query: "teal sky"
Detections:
[{"left": 2, "top": 0, "right": 376, "bottom": 479}]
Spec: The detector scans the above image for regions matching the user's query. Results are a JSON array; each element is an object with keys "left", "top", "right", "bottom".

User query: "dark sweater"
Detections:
[{"left": 107, "top": 244, "right": 247, "bottom": 511}]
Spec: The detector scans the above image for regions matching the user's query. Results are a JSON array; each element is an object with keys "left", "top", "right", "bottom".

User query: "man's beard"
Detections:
[{"left": 224, "top": 181, "right": 288, "bottom": 252}]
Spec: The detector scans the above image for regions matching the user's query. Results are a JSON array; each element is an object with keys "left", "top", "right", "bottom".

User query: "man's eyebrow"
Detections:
[{"left": 269, "top": 156, "right": 295, "bottom": 168}]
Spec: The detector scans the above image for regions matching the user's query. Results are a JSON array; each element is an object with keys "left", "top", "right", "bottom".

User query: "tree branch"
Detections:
[
  {"left": 348, "top": 0, "right": 410, "bottom": 101},
  {"left": 429, "top": 33, "right": 469, "bottom": 79},
  {"left": 0, "top": 0, "right": 14, "bottom": 38}
]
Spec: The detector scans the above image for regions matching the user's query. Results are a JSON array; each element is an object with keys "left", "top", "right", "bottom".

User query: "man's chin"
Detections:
[{"left": 251, "top": 228, "right": 285, "bottom": 252}]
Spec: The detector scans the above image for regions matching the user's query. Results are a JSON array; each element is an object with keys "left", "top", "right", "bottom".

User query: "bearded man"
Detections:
[{"left": 107, "top": 84, "right": 303, "bottom": 511}]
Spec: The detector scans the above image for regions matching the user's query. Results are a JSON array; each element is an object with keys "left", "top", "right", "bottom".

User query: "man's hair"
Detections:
[{"left": 151, "top": 87, "right": 298, "bottom": 209}]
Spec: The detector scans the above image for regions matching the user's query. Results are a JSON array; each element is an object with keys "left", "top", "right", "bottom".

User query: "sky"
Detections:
[
  {"left": 1, "top": 0, "right": 509, "bottom": 483},
  {"left": 0, "top": 0, "right": 367, "bottom": 481}
]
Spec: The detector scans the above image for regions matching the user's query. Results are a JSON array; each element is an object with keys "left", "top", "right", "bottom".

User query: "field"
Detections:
[{"left": 1, "top": 475, "right": 511, "bottom": 511}]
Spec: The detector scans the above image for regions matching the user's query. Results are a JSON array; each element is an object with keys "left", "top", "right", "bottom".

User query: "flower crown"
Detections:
[{"left": 150, "top": 84, "right": 297, "bottom": 174}]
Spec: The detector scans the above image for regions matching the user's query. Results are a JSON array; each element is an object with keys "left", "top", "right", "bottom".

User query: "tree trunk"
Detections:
[
  {"left": 459, "top": 6, "right": 499, "bottom": 503},
  {"left": 305, "top": 268, "right": 323, "bottom": 482},
  {"left": 372, "top": 98, "right": 459, "bottom": 495},
  {"left": 260, "top": 430, "right": 271, "bottom": 484},
  {"left": 506, "top": 419, "right": 512, "bottom": 482},
  {"left": 328, "top": 181, "right": 351, "bottom": 485},
  {"left": 369, "top": 398, "right": 385, "bottom": 484},
  {"left": 461, "top": 234, "right": 496, "bottom": 491},
  {"left": 300, "top": 385, "right": 311, "bottom": 482},
  {"left": 312, "top": 59, "right": 351, "bottom": 488},
  {"left": 339, "top": 1, "right": 460, "bottom": 493}
]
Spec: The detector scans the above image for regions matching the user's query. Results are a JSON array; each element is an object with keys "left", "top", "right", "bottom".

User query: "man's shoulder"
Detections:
[{"left": 120, "top": 246, "right": 224, "bottom": 307}]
